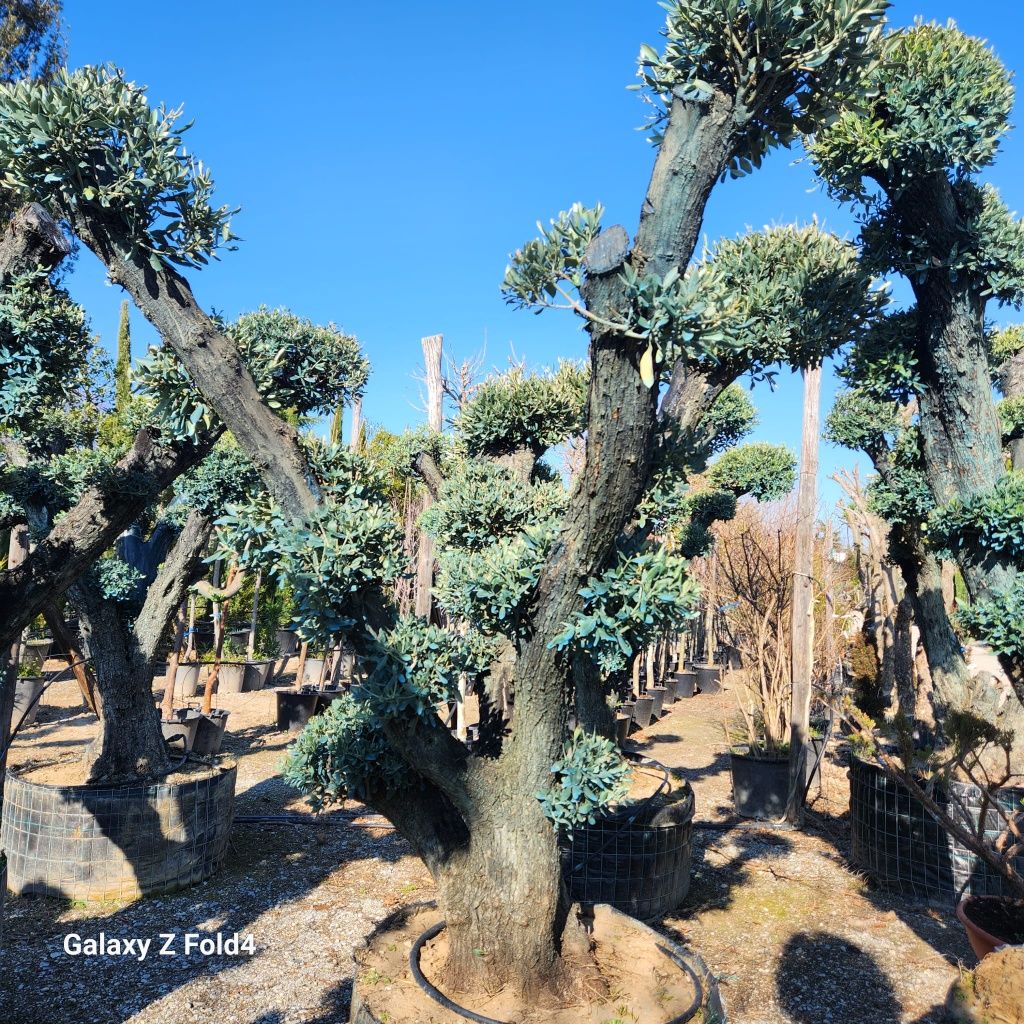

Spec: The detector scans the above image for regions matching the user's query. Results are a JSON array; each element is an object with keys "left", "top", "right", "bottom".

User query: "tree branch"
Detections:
[
  {"left": 133, "top": 511, "right": 213, "bottom": 665},
  {"left": 0, "top": 427, "right": 218, "bottom": 651},
  {"left": 0, "top": 202, "right": 70, "bottom": 282},
  {"left": 411, "top": 451, "right": 445, "bottom": 500},
  {"left": 382, "top": 716, "right": 483, "bottom": 821},
  {"left": 71, "top": 208, "right": 319, "bottom": 522},
  {"left": 509, "top": 92, "right": 739, "bottom": 758}
]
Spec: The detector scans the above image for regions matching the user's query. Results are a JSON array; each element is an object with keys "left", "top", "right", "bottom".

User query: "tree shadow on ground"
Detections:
[
  {"left": 245, "top": 977, "right": 351, "bottom": 1024},
  {"left": 0, "top": 728, "right": 413, "bottom": 1024},
  {"left": 662, "top": 822, "right": 796, "bottom": 928},
  {"left": 625, "top": 746, "right": 732, "bottom": 789},
  {"left": 777, "top": 931, "right": 950, "bottom": 1024}
]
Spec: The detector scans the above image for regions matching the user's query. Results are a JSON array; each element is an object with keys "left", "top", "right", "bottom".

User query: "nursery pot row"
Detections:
[
  {"left": 161, "top": 707, "right": 230, "bottom": 756},
  {"left": 670, "top": 669, "right": 697, "bottom": 698},
  {"left": 174, "top": 660, "right": 273, "bottom": 698}
]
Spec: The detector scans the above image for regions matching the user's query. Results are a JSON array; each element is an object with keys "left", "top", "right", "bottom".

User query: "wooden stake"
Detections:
[
  {"left": 294, "top": 642, "right": 309, "bottom": 690},
  {"left": 43, "top": 603, "right": 100, "bottom": 716},
  {"left": 201, "top": 560, "right": 239, "bottom": 715},
  {"left": 415, "top": 334, "right": 444, "bottom": 621},
  {"left": 246, "top": 570, "right": 262, "bottom": 661},
  {"left": 787, "top": 363, "right": 822, "bottom": 823},
  {"left": 160, "top": 603, "right": 188, "bottom": 721},
  {"left": 349, "top": 395, "right": 363, "bottom": 452}
]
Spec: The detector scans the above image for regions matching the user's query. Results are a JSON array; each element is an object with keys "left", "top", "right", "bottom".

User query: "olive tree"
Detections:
[
  {"left": 1, "top": 297, "right": 367, "bottom": 782},
  {"left": 812, "top": 22, "right": 1024, "bottom": 703},
  {"left": 0, "top": 0, "right": 886, "bottom": 1002}
]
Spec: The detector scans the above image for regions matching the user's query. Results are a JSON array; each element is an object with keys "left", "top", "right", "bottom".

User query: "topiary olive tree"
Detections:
[
  {"left": 0, "top": 0, "right": 887, "bottom": 1002},
  {"left": 1, "top": 296, "right": 367, "bottom": 781},
  {"left": 812, "top": 21, "right": 1024, "bottom": 704}
]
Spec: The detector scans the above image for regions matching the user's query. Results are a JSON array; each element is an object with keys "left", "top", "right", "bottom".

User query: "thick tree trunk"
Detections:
[
  {"left": 433, "top": 799, "right": 567, "bottom": 997},
  {"left": 445, "top": 90, "right": 738, "bottom": 993},
  {"left": 86, "top": 661, "right": 169, "bottom": 782},
  {"left": 895, "top": 176, "right": 1018, "bottom": 604},
  {"left": 894, "top": 531, "right": 1024, "bottom": 760},
  {"left": 75, "top": 593, "right": 170, "bottom": 783},
  {"left": 74, "top": 514, "right": 211, "bottom": 781}
]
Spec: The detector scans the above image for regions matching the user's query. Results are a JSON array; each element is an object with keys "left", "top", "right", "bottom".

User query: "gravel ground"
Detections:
[{"left": 0, "top": 670, "right": 973, "bottom": 1023}]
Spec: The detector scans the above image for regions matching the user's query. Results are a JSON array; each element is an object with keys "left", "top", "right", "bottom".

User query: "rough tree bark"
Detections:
[
  {"left": 887, "top": 174, "right": 1021, "bottom": 699},
  {"left": 72, "top": 512, "right": 213, "bottom": 782},
  {"left": 856, "top": 433, "right": 1024, "bottom": 759}
]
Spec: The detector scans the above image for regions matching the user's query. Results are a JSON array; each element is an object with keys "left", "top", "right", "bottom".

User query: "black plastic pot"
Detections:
[
  {"left": 276, "top": 628, "right": 300, "bottom": 656},
  {"left": 694, "top": 663, "right": 722, "bottom": 694},
  {"left": 648, "top": 685, "right": 667, "bottom": 719},
  {"left": 193, "top": 709, "right": 229, "bottom": 756},
  {"left": 316, "top": 688, "right": 346, "bottom": 714},
  {"left": 13, "top": 676, "right": 44, "bottom": 729},
  {"left": 661, "top": 678, "right": 678, "bottom": 705},
  {"left": 615, "top": 714, "right": 631, "bottom": 748},
  {"left": 161, "top": 708, "right": 201, "bottom": 751},
  {"left": 618, "top": 700, "right": 635, "bottom": 731},
  {"left": 672, "top": 670, "right": 697, "bottom": 698},
  {"left": 175, "top": 662, "right": 202, "bottom": 698},
  {"left": 21, "top": 637, "right": 52, "bottom": 670},
  {"left": 217, "top": 662, "right": 246, "bottom": 694},
  {"left": 276, "top": 688, "right": 320, "bottom": 732},
  {"left": 243, "top": 659, "right": 273, "bottom": 691},
  {"left": 731, "top": 747, "right": 789, "bottom": 819},
  {"left": 804, "top": 735, "right": 827, "bottom": 791},
  {"left": 632, "top": 695, "right": 655, "bottom": 730}
]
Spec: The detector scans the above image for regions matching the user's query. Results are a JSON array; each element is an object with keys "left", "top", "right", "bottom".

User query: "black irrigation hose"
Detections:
[
  {"left": 411, "top": 920, "right": 509, "bottom": 1024},
  {"left": 655, "top": 943, "right": 706, "bottom": 1024},
  {"left": 232, "top": 812, "right": 394, "bottom": 828},
  {"left": 409, "top": 921, "right": 708, "bottom": 1024}
]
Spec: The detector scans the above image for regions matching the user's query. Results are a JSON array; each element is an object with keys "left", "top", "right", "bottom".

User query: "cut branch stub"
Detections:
[{"left": 584, "top": 225, "right": 631, "bottom": 276}]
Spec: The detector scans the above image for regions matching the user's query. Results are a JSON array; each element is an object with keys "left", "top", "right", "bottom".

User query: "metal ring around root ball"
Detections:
[{"left": 409, "top": 920, "right": 708, "bottom": 1024}]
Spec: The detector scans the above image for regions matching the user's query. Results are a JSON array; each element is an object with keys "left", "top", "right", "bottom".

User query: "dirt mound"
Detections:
[{"left": 949, "top": 946, "right": 1024, "bottom": 1024}]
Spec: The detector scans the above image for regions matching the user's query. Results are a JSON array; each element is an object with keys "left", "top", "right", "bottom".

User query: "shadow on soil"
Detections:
[
  {"left": 0, "top": 728, "right": 410, "bottom": 1024},
  {"left": 777, "top": 931, "right": 949, "bottom": 1024},
  {"left": 248, "top": 978, "right": 351, "bottom": 1024},
  {"left": 802, "top": 746, "right": 973, "bottom": 969}
]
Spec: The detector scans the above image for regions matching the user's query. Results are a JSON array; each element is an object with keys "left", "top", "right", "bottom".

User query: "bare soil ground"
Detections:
[{"left": 0, "top": 668, "right": 972, "bottom": 1023}]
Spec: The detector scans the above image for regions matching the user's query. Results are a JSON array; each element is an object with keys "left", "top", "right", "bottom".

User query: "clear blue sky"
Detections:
[{"left": 62, "top": 1, "right": 1024, "bottom": 513}]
